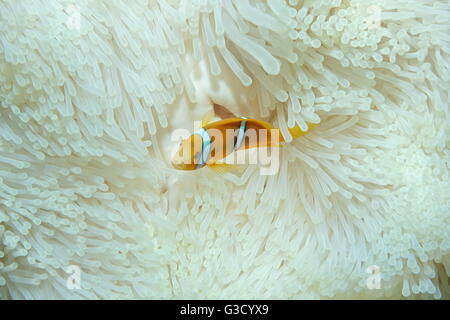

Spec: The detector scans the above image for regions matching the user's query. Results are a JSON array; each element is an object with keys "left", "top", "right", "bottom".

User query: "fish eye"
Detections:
[{"left": 194, "top": 152, "right": 201, "bottom": 161}]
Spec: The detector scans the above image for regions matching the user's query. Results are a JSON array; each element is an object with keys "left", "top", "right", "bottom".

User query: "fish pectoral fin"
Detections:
[
  {"left": 208, "top": 163, "right": 239, "bottom": 174},
  {"left": 206, "top": 157, "right": 216, "bottom": 166},
  {"left": 270, "top": 142, "right": 283, "bottom": 148}
]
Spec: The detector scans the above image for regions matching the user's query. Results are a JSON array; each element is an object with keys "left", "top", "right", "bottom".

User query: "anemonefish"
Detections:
[{"left": 171, "top": 112, "right": 317, "bottom": 172}]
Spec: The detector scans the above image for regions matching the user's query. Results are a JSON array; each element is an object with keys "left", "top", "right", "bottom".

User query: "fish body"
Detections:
[{"left": 171, "top": 116, "right": 316, "bottom": 171}]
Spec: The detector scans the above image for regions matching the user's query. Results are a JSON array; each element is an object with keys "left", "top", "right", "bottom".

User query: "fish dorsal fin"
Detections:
[
  {"left": 201, "top": 110, "right": 215, "bottom": 127},
  {"left": 203, "top": 117, "right": 272, "bottom": 130}
]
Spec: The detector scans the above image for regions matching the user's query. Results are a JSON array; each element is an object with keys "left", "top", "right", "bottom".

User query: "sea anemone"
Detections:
[{"left": 0, "top": 0, "right": 449, "bottom": 299}]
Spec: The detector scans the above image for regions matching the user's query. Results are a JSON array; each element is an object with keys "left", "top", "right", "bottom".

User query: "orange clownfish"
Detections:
[{"left": 171, "top": 112, "right": 317, "bottom": 172}]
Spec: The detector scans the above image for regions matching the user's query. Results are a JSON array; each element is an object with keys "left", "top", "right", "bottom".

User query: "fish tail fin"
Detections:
[{"left": 279, "top": 122, "right": 318, "bottom": 142}]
